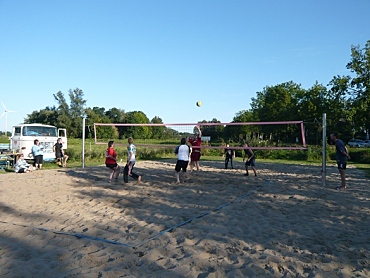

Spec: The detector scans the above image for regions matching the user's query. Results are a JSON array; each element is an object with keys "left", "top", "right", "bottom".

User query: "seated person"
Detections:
[{"left": 14, "top": 154, "right": 33, "bottom": 173}]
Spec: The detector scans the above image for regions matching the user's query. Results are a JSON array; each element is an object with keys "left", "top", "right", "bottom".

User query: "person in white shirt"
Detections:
[
  {"left": 14, "top": 154, "right": 33, "bottom": 173},
  {"left": 174, "top": 138, "right": 191, "bottom": 184},
  {"left": 123, "top": 137, "right": 142, "bottom": 183}
]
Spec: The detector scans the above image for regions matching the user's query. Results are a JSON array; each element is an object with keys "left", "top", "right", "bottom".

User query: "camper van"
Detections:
[{"left": 11, "top": 123, "right": 67, "bottom": 161}]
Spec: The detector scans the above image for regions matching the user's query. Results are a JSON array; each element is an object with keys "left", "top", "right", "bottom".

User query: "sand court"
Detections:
[{"left": 0, "top": 160, "right": 369, "bottom": 277}]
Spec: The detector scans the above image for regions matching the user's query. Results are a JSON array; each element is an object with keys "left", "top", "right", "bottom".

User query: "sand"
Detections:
[{"left": 0, "top": 160, "right": 369, "bottom": 277}]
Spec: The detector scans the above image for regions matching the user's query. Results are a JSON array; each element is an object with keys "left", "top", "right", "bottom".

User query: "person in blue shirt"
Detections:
[{"left": 31, "top": 139, "right": 44, "bottom": 170}]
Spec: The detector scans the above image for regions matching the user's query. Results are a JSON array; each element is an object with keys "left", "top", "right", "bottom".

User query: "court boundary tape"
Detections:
[{"left": 0, "top": 180, "right": 270, "bottom": 249}]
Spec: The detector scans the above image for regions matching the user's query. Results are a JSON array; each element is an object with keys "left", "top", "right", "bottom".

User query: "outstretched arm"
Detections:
[{"left": 196, "top": 125, "right": 202, "bottom": 137}]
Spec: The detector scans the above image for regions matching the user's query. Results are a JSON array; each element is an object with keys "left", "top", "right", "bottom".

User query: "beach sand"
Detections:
[{"left": 0, "top": 160, "right": 369, "bottom": 277}]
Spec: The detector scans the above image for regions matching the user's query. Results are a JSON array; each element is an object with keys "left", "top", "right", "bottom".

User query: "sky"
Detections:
[{"left": 1, "top": 0, "right": 370, "bottom": 134}]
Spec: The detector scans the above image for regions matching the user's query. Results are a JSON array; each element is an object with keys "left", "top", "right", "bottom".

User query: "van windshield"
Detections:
[{"left": 22, "top": 126, "right": 58, "bottom": 137}]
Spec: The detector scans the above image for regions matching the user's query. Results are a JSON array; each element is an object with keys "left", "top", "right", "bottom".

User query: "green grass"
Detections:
[{"left": 1, "top": 137, "right": 369, "bottom": 178}]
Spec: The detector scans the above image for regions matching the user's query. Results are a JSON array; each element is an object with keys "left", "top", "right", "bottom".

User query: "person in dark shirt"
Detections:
[
  {"left": 224, "top": 144, "right": 234, "bottom": 169},
  {"left": 243, "top": 143, "right": 257, "bottom": 176},
  {"left": 331, "top": 133, "right": 350, "bottom": 190},
  {"left": 53, "top": 138, "right": 69, "bottom": 167}
]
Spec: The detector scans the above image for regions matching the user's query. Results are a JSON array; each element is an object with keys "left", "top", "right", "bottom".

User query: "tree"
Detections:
[
  {"left": 250, "top": 82, "right": 304, "bottom": 141},
  {"left": 25, "top": 106, "right": 58, "bottom": 125},
  {"left": 124, "top": 111, "right": 151, "bottom": 139},
  {"left": 53, "top": 90, "right": 72, "bottom": 130},
  {"left": 150, "top": 116, "right": 165, "bottom": 139},
  {"left": 85, "top": 107, "right": 118, "bottom": 139},
  {"left": 295, "top": 82, "right": 329, "bottom": 144},
  {"left": 105, "top": 107, "right": 126, "bottom": 138},
  {"left": 226, "top": 110, "right": 259, "bottom": 143},
  {"left": 53, "top": 88, "right": 87, "bottom": 137},
  {"left": 346, "top": 41, "right": 370, "bottom": 136},
  {"left": 199, "top": 118, "right": 224, "bottom": 142}
]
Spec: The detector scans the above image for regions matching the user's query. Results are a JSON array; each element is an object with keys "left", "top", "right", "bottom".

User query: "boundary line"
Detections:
[{"left": 0, "top": 180, "right": 270, "bottom": 249}]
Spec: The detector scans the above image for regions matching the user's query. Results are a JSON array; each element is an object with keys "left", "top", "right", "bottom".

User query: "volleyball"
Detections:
[{"left": 196, "top": 101, "right": 202, "bottom": 107}]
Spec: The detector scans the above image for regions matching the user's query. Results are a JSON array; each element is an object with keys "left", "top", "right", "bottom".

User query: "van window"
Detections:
[
  {"left": 22, "top": 126, "right": 58, "bottom": 137},
  {"left": 14, "top": 127, "right": 21, "bottom": 135}
]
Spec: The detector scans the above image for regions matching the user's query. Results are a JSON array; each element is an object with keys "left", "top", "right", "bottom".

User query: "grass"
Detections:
[{"left": 1, "top": 136, "right": 369, "bottom": 178}]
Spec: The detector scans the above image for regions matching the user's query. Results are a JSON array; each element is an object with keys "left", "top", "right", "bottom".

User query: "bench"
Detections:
[
  {"left": 0, "top": 155, "right": 11, "bottom": 169},
  {"left": 0, "top": 143, "right": 11, "bottom": 153}
]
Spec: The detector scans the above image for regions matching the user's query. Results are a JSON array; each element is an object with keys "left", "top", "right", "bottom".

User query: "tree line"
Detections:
[{"left": 25, "top": 41, "right": 370, "bottom": 145}]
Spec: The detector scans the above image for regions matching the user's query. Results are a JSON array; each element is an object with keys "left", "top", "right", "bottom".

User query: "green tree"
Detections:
[
  {"left": 105, "top": 107, "right": 126, "bottom": 138},
  {"left": 250, "top": 81, "right": 303, "bottom": 141},
  {"left": 346, "top": 41, "right": 370, "bottom": 136},
  {"left": 199, "top": 118, "right": 224, "bottom": 142},
  {"left": 53, "top": 90, "right": 72, "bottom": 130},
  {"left": 85, "top": 107, "right": 118, "bottom": 139},
  {"left": 124, "top": 111, "right": 151, "bottom": 139},
  {"left": 226, "top": 110, "right": 259, "bottom": 143},
  {"left": 296, "top": 82, "right": 328, "bottom": 144},
  {"left": 25, "top": 106, "right": 58, "bottom": 125},
  {"left": 327, "top": 75, "right": 355, "bottom": 140},
  {"left": 53, "top": 88, "right": 87, "bottom": 138},
  {"left": 150, "top": 116, "right": 165, "bottom": 139}
]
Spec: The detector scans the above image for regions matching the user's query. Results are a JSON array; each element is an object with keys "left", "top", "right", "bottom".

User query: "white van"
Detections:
[{"left": 11, "top": 123, "right": 67, "bottom": 161}]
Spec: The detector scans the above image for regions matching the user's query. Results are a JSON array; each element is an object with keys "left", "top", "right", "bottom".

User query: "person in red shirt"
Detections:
[
  {"left": 105, "top": 141, "right": 121, "bottom": 183},
  {"left": 188, "top": 125, "right": 202, "bottom": 172}
]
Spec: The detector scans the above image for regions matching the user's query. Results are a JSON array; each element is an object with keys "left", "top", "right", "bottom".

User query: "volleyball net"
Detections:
[{"left": 93, "top": 121, "right": 307, "bottom": 150}]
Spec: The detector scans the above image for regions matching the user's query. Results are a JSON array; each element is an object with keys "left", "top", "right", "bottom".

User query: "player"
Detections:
[
  {"left": 188, "top": 125, "right": 202, "bottom": 172},
  {"left": 331, "top": 133, "right": 350, "bottom": 190},
  {"left": 124, "top": 137, "right": 142, "bottom": 183},
  {"left": 243, "top": 143, "right": 257, "bottom": 176},
  {"left": 174, "top": 138, "right": 191, "bottom": 184},
  {"left": 105, "top": 141, "right": 121, "bottom": 183},
  {"left": 223, "top": 144, "right": 234, "bottom": 169}
]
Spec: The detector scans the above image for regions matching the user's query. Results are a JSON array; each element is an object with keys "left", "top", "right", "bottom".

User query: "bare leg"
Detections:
[
  {"left": 252, "top": 166, "right": 257, "bottom": 176},
  {"left": 63, "top": 155, "right": 69, "bottom": 167},
  {"left": 114, "top": 166, "right": 120, "bottom": 179},
  {"left": 339, "top": 169, "right": 346, "bottom": 188},
  {"left": 109, "top": 169, "right": 114, "bottom": 182},
  {"left": 181, "top": 171, "right": 187, "bottom": 182},
  {"left": 175, "top": 172, "right": 180, "bottom": 184}
]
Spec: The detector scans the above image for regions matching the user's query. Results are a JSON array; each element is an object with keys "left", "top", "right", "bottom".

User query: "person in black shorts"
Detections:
[
  {"left": 224, "top": 144, "right": 234, "bottom": 169},
  {"left": 105, "top": 141, "right": 121, "bottom": 183},
  {"left": 53, "top": 138, "right": 69, "bottom": 167},
  {"left": 31, "top": 139, "right": 44, "bottom": 170},
  {"left": 175, "top": 138, "right": 191, "bottom": 184},
  {"left": 243, "top": 143, "right": 257, "bottom": 176},
  {"left": 331, "top": 133, "right": 350, "bottom": 190}
]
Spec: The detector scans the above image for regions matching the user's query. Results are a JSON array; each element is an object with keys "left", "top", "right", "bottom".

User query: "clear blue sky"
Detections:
[{"left": 1, "top": 0, "right": 369, "bottom": 133}]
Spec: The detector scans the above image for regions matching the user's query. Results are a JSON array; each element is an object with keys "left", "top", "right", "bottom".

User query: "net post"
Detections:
[
  {"left": 82, "top": 116, "right": 87, "bottom": 168},
  {"left": 94, "top": 124, "right": 97, "bottom": 144},
  {"left": 322, "top": 113, "right": 326, "bottom": 186},
  {"left": 300, "top": 121, "right": 307, "bottom": 147}
]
